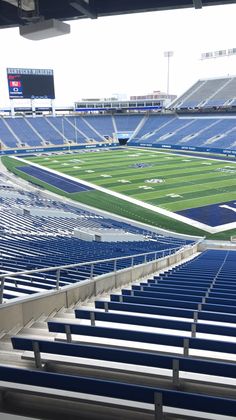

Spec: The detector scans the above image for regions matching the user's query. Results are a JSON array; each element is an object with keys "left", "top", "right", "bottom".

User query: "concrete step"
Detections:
[
  {"left": 30, "top": 321, "right": 48, "bottom": 329},
  {"left": 51, "top": 312, "right": 75, "bottom": 320},
  {"left": 18, "top": 327, "right": 56, "bottom": 339}
]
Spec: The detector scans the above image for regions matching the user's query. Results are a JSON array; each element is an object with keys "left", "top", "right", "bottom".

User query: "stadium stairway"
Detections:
[
  {"left": 2, "top": 250, "right": 236, "bottom": 419},
  {"left": 63, "top": 116, "right": 88, "bottom": 143}
]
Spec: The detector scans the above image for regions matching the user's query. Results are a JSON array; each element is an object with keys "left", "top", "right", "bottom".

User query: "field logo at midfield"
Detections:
[
  {"left": 145, "top": 179, "right": 165, "bottom": 184},
  {"left": 130, "top": 163, "right": 152, "bottom": 168}
]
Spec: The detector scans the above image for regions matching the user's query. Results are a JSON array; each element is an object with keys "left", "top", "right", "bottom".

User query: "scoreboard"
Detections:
[{"left": 7, "top": 68, "right": 55, "bottom": 99}]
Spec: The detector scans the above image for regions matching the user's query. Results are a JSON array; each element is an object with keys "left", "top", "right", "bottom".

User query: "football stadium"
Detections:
[{"left": 1, "top": 1, "right": 236, "bottom": 420}]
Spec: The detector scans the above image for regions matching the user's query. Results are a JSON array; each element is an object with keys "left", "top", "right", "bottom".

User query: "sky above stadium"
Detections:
[{"left": 1, "top": 3, "right": 236, "bottom": 107}]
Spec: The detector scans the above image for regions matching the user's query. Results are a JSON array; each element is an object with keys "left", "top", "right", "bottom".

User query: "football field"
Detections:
[
  {"left": 3, "top": 148, "right": 236, "bottom": 239},
  {"left": 27, "top": 148, "right": 236, "bottom": 211}
]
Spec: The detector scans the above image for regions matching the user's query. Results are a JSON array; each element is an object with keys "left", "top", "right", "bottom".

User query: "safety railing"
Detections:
[{"left": 0, "top": 244, "right": 195, "bottom": 304}]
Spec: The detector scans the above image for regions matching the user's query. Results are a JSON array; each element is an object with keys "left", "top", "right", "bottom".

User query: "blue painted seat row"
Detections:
[
  {"left": 8, "top": 248, "right": 236, "bottom": 418},
  {"left": 1, "top": 363, "right": 236, "bottom": 417}
]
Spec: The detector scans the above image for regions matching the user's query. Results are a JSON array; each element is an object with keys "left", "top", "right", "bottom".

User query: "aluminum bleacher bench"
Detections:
[
  {"left": 110, "top": 293, "right": 236, "bottom": 314},
  {"left": 47, "top": 321, "right": 236, "bottom": 356},
  {"left": 122, "top": 288, "right": 236, "bottom": 307},
  {"left": 74, "top": 308, "right": 236, "bottom": 338},
  {"left": 75, "top": 308, "right": 193, "bottom": 332},
  {"left": 133, "top": 285, "right": 207, "bottom": 296},
  {"left": 95, "top": 299, "right": 236, "bottom": 324},
  {"left": 1, "top": 364, "right": 236, "bottom": 418},
  {"left": 110, "top": 294, "right": 199, "bottom": 310},
  {"left": 95, "top": 300, "right": 195, "bottom": 318},
  {"left": 122, "top": 289, "right": 203, "bottom": 302},
  {"left": 11, "top": 336, "right": 236, "bottom": 383}
]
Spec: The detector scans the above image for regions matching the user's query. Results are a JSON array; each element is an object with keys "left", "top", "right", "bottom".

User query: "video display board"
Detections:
[{"left": 7, "top": 68, "right": 55, "bottom": 99}]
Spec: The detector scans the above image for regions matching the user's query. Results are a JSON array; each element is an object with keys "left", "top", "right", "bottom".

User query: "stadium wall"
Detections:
[
  {"left": 129, "top": 142, "right": 236, "bottom": 156},
  {"left": 0, "top": 142, "right": 118, "bottom": 156},
  {"left": 2, "top": 141, "right": 236, "bottom": 158}
]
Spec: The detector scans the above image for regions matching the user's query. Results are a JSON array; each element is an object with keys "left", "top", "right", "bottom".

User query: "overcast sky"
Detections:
[{"left": 1, "top": 3, "right": 236, "bottom": 107}]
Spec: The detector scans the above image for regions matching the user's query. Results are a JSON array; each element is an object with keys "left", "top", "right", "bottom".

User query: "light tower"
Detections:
[{"left": 164, "top": 51, "right": 174, "bottom": 98}]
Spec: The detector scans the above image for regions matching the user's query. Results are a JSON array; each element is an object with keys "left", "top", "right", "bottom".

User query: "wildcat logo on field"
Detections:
[
  {"left": 130, "top": 163, "right": 152, "bottom": 168},
  {"left": 145, "top": 179, "right": 165, "bottom": 184}
]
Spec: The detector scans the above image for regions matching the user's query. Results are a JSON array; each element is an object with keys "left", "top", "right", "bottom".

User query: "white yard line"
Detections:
[{"left": 11, "top": 156, "right": 236, "bottom": 234}]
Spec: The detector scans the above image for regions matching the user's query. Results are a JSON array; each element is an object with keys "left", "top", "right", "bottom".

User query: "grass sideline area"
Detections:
[{"left": 2, "top": 150, "right": 236, "bottom": 240}]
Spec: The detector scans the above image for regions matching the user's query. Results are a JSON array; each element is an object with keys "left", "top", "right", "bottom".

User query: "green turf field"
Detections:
[
  {"left": 2, "top": 148, "right": 236, "bottom": 240},
  {"left": 27, "top": 148, "right": 236, "bottom": 212}
]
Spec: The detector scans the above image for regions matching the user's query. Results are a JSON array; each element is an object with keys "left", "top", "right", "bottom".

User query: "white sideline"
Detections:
[{"left": 11, "top": 156, "right": 236, "bottom": 234}]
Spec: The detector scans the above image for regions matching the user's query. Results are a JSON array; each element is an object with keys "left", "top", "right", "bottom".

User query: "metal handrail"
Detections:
[{"left": 0, "top": 244, "right": 189, "bottom": 304}]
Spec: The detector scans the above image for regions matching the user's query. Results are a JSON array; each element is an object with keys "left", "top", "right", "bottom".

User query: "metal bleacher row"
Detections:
[
  {"left": 0, "top": 182, "right": 142, "bottom": 236},
  {"left": 1, "top": 235, "right": 180, "bottom": 301},
  {"left": 0, "top": 175, "right": 189, "bottom": 303},
  {"left": 170, "top": 76, "right": 236, "bottom": 110},
  {"left": 2, "top": 249, "right": 236, "bottom": 419},
  {"left": 0, "top": 163, "right": 205, "bottom": 419}
]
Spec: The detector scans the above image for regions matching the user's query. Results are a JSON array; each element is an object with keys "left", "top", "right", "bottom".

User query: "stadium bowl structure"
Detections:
[{"left": 1, "top": 75, "right": 236, "bottom": 420}]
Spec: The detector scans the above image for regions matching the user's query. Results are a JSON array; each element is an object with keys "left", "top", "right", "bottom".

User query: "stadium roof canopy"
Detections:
[{"left": 0, "top": 0, "right": 236, "bottom": 29}]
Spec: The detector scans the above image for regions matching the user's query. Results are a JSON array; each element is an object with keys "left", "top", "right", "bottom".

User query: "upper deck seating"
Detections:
[{"left": 170, "top": 77, "right": 234, "bottom": 110}]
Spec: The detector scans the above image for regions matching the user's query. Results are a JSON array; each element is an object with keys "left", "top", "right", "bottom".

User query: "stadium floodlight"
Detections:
[
  {"left": 164, "top": 51, "right": 174, "bottom": 98},
  {"left": 192, "top": 0, "right": 203, "bottom": 9}
]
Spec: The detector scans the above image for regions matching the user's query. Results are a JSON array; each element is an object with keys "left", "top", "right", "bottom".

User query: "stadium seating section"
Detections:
[
  {"left": 0, "top": 145, "right": 235, "bottom": 419},
  {"left": 2, "top": 249, "right": 236, "bottom": 419},
  {"left": 130, "top": 114, "right": 236, "bottom": 150},
  {"left": 1, "top": 113, "right": 236, "bottom": 152},
  {"left": 0, "top": 176, "right": 189, "bottom": 302},
  {"left": 171, "top": 76, "right": 236, "bottom": 110}
]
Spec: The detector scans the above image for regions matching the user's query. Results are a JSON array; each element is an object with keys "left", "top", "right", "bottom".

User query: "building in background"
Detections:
[{"left": 75, "top": 90, "right": 176, "bottom": 113}]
